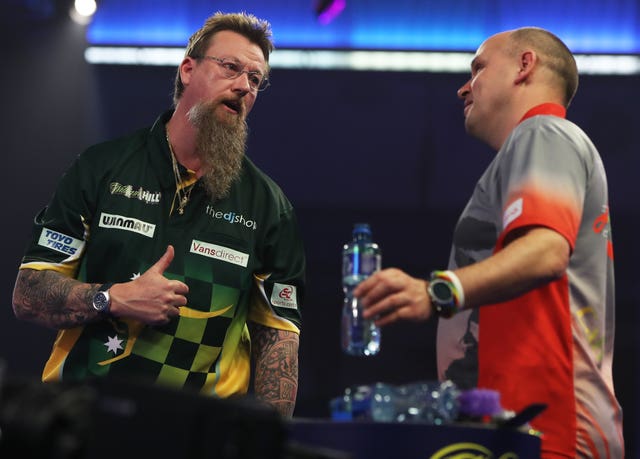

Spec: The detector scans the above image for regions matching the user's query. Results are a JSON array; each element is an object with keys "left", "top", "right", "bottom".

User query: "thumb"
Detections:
[{"left": 148, "top": 245, "right": 175, "bottom": 275}]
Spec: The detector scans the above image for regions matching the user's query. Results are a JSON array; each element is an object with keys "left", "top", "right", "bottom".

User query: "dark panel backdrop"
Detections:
[{"left": 2, "top": 13, "right": 638, "bottom": 458}]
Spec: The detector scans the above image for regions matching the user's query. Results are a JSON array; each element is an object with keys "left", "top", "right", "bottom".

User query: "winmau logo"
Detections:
[
  {"left": 205, "top": 205, "right": 257, "bottom": 230},
  {"left": 110, "top": 182, "right": 161, "bottom": 205},
  {"left": 99, "top": 212, "right": 156, "bottom": 238}
]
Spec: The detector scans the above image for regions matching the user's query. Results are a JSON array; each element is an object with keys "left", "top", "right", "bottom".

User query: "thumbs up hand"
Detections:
[{"left": 108, "top": 245, "right": 189, "bottom": 325}]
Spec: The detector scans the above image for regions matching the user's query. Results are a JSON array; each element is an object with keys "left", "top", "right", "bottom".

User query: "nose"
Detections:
[
  {"left": 457, "top": 80, "right": 471, "bottom": 99},
  {"left": 231, "top": 72, "right": 252, "bottom": 95}
]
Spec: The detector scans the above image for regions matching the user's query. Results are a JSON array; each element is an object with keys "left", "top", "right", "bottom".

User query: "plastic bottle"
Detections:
[
  {"left": 329, "top": 380, "right": 462, "bottom": 425},
  {"left": 370, "top": 381, "right": 460, "bottom": 424},
  {"left": 341, "top": 223, "right": 381, "bottom": 356}
]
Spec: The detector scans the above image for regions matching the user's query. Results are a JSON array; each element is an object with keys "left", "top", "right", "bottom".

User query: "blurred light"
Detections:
[
  {"left": 316, "top": 0, "right": 346, "bottom": 25},
  {"left": 85, "top": 0, "right": 640, "bottom": 54},
  {"left": 575, "top": 54, "right": 640, "bottom": 75},
  {"left": 70, "top": 0, "right": 96, "bottom": 25},
  {"left": 84, "top": 47, "right": 640, "bottom": 75},
  {"left": 85, "top": 47, "right": 184, "bottom": 66}
]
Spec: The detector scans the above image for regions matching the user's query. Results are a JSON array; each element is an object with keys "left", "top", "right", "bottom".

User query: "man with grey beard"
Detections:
[
  {"left": 12, "top": 12, "right": 306, "bottom": 419},
  {"left": 187, "top": 100, "right": 246, "bottom": 201}
]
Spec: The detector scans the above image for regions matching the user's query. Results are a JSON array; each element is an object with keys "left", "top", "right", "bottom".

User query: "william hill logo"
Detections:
[
  {"left": 110, "top": 182, "right": 161, "bottom": 204},
  {"left": 98, "top": 213, "right": 156, "bottom": 238}
]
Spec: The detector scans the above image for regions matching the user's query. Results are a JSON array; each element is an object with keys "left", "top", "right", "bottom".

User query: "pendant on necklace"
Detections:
[{"left": 178, "top": 196, "right": 188, "bottom": 214}]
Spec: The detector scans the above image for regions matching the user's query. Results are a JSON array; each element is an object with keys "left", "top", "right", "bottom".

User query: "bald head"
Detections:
[{"left": 506, "top": 27, "right": 579, "bottom": 107}]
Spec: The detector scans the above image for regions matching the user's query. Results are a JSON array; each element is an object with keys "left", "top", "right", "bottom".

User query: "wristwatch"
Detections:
[
  {"left": 427, "top": 277, "right": 457, "bottom": 318},
  {"left": 92, "top": 283, "right": 114, "bottom": 314}
]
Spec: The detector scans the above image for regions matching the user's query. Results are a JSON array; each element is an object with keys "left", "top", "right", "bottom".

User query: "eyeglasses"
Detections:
[{"left": 198, "top": 55, "right": 270, "bottom": 93}]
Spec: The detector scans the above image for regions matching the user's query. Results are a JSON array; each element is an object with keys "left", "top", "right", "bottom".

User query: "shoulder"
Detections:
[
  {"left": 77, "top": 112, "right": 170, "bottom": 168},
  {"left": 516, "top": 115, "right": 592, "bottom": 145},
  {"left": 79, "top": 126, "right": 150, "bottom": 165},
  {"left": 240, "top": 156, "right": 294, "bottom": 210}
]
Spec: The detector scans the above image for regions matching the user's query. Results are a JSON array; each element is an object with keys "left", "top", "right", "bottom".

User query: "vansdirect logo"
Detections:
[
  {"left": 190, "top": 239, "right": 249, "bottom": 267},
  {"left": 109, "top": 182, "right": 161, "bottom": 205},
  {"left": 38, "top": 228, "right": 83, "bottom": 256},
  {"left": 205, "top": 205, "right": 257, "bottom": 230},
  {"left": 98, "top": 212, "right": 156, "bottom": 238}
]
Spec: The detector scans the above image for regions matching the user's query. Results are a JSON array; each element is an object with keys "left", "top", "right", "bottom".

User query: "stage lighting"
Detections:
[
  {"left": 315, "top": 0, "right": 346, "bottom": 25},
  {"left": 69, "top": 0, "right": 96, "bottom": 25}
]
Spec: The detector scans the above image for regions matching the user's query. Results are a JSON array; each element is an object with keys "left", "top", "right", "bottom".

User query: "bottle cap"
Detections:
[{"left": 353, "top": 223, "right": 371, "bottom": 236}]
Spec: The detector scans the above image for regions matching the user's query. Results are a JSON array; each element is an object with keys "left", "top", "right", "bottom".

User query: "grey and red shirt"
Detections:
[{"left": 437, "top": 103, "right": 623, "bottom": 458}]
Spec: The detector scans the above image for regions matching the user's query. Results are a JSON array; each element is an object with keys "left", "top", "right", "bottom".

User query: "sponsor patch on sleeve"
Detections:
[
  {"left": 38, "top": 228, "right": 84, "bottom": 256},
  {"left": 502, "top": 197, "right": 523, "bottom": 230},
  {"left": 270, "top": 283, "right": 298, "bottom": 310}
]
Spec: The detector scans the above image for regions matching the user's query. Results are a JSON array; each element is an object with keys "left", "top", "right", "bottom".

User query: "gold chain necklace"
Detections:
[{"left": 166, "top": 133, "right": 195, "bottom": 215}]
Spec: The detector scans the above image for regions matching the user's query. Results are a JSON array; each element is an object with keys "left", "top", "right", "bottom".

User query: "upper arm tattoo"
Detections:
[{"left": 250, "top": 323, "right": 299, "bottom": 417}]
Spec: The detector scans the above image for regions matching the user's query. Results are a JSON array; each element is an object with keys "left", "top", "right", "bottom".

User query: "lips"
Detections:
[
  {"left": 463, "top": 100, "right": 473, "bottom": 116},
  {"left": 222, "top": 99, "right": 243, "bottom": 115}
]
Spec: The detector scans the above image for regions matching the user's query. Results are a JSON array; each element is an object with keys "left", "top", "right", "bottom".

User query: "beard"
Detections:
[{"left": 187, "top": 100, "right": 248, "bottom": 201}]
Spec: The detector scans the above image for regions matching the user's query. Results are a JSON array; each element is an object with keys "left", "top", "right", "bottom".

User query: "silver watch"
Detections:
[{"left": 92, "top": 283, "right": 114, "bottom": 314}]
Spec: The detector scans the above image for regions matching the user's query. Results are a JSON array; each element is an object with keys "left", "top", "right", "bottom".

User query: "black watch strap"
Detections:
[
  {"left": 428, "top": 278, "right": 457, "bottom": 318},
  {"left": 427, "top": 271, "right": 465, "bottom": 318}
]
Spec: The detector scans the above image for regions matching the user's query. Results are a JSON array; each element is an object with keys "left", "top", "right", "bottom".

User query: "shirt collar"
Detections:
[{"left": 519, "top": 103, "right": 566, "bottom": 123}]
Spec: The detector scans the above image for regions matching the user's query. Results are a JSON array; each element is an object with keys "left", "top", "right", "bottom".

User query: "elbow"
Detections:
[
  {"left": 544, "top": 243, "right": 570, "bottom": 283},
  {"left": 12, "top": 272, "right": 35, "bottom": 322},
  {"left": 12, "top": 288, "right": 29, "bottom": 322},
  {"left": 13, "top": 302, "right": 27, "bottom": 322},
  {"left": 547, "top": 257, "right": 568, "bottom": 282}
]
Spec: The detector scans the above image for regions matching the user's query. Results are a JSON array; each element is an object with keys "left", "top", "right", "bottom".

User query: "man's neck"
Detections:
[{"left": 166, "top": 111, "right": 203, "bottom": 174}]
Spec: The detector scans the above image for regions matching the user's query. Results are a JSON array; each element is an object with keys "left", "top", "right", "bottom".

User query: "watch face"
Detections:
[
  {"left": 93, "top": 291, "right": 110, "bottom": 313},
  {"left": 431, "top": 280, "right": 453, "bottom": 303},
  {"left": 428, "top": 279, "right": 456, "bottom": 318}
]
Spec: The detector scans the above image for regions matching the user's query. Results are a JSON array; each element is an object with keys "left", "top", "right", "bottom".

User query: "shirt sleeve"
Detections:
[
  {"left": 248, "top": 203, "right": 306, "bottom": 333},
  {"left": 495, "top": 116, "right": 589, "bottom": 251},
  {"left": 18, "top": 151, "right": 99, "bottom": 277}
]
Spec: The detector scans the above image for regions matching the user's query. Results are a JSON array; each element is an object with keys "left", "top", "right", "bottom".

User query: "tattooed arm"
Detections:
[
  {"left": 250, "top": 322, "right": 299, "bottom": 418},
  {"left": 12, "top": 247, "right": 189, "bottom": 329},
  {"left": 12, "top": 269, "right": 104, "bottom": 329}
]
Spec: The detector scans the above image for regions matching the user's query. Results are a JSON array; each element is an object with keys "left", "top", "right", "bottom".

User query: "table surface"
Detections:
[{"left": 287, "top": 418, "right": 541, "bottom": 459}]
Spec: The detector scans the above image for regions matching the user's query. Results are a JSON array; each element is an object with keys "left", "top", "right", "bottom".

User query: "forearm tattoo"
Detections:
[
  {"left": 251, "top": 323, "right": 299, "bottom": 418},
  {"left": 13, "top": 269, "right": 100, "bottom": 329}
]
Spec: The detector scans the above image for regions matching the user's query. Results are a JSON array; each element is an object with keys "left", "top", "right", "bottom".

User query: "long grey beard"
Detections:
[{"left": 187, "top": 102, "right": 248, "bottom": 202}]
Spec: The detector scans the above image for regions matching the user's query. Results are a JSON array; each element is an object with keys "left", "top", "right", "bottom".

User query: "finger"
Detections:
[
  {"left": 353, "top": 273, "right": 377, "bottom": 296},
  {"left": 167, "top": 305, "right": 181, "bottom": 318},
  {"left": 148, "top": 245, "right": 175, "bottom": 275},
  {"left": 375, "top": 310, "right": 399, "bottom": 327},
  {"left": 170, "top": 279, "right": 189, "bottom": 295},
  {"left": 173, "top": 294, "right": 188, "bottom": 307},
  {"left": 362, "top": 293, "right": 401, "bottom": 319}
]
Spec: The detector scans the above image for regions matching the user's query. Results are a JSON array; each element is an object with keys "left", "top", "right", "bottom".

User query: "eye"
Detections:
[
  {"left": 222, "top": 61, "right": 240, "bottom": 73},
  {"left": 248, "top": 73, "right": 262, "bottom": 87}
]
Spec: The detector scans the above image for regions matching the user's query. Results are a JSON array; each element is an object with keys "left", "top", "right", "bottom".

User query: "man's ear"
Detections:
[
  {"left": 514, "top": 50, "right": 536, "bottom": 85},
  {"left": 179, "top": 57, "right": 196, "bottom": 87}
]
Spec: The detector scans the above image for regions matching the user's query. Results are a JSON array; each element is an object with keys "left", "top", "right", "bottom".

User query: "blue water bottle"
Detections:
[{"left": 341, "top": 223, "right": 381, "bottom": 356}]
